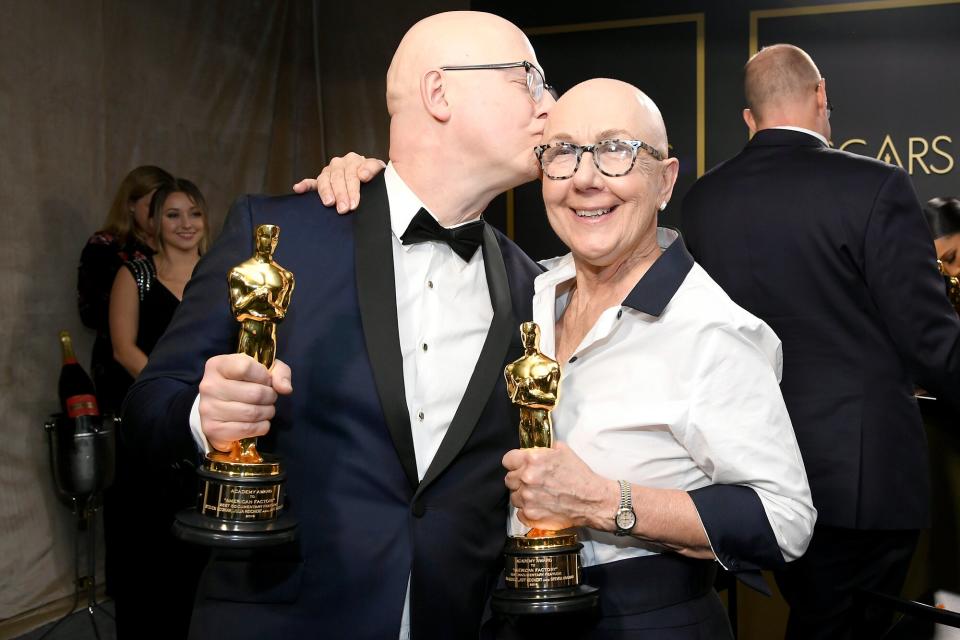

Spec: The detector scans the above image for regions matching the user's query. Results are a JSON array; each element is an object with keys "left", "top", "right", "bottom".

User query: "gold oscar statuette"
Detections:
[
  {"left": 173, "top": 224, "right": 299, "bottom": 547},
  {"left": 491, "top": 322, "right": 599, "bottom": 615}
]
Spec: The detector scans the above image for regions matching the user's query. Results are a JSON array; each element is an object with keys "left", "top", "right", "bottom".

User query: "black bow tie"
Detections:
[{"left": 400, "top": 208, "right": 485, "bottom": 262}]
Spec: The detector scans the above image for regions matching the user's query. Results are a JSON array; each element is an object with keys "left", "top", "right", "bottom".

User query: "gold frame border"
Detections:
[
  {"left": 505, "top": 14, "right": 706, "bottom": 239},
  {"left": 749, "top": 0, "right": 960, "bottom": 57}
]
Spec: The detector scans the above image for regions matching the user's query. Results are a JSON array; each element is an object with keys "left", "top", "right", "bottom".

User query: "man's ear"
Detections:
[
  {"left": 421, "top": 69, "right": 451, "bottom": 122},
  {"left": 743, "top": 108, "right": 758, "bottom": 136},
  {"left": 815, "top": 79, "right": 829, "bottom": 116}
]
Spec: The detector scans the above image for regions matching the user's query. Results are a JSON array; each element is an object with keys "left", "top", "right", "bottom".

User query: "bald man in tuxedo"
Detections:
[{"left": 124, "top": 11, "right": 552, "bottom": 639}]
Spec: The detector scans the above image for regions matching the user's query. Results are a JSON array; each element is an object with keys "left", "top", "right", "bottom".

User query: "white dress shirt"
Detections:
[
  {"left": 190, "top": 162, "right": 492, "bottom": 640},
  {"left": 383, "top": 164, "right": 493, "bottom": 482},
  {"left": 516, "top": 228, "right": 815, "bottom": 568}
]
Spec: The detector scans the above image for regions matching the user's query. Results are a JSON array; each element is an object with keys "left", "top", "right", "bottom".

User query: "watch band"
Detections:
[{"left": 618, "top": 479, "right": 631, "bottom": 509}]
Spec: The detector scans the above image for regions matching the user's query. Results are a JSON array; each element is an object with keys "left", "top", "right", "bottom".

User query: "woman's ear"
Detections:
[{"left": 658, "top": 157, "right": 680, "bottom": 208}]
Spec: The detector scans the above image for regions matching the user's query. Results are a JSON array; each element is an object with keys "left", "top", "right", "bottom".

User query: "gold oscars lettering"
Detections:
[
  {"left": 492, "top": 321, "right": 598, "bottom": 615},
  {"left": 838, "top": 134, "right": 954, "bottom": 175},
  {"left": 173, "top": 224, "right": 299, "bottom": 547}
]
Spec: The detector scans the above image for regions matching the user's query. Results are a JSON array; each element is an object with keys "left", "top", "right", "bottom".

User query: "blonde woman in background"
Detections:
[
  {"left": 107, "top": 177, "right": 211, "bottom": 639},
  {"left": 109, "top": 178, "right": 209, "bottom": 378}
]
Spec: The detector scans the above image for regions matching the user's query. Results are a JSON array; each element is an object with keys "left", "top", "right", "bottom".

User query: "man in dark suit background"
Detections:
[
  {"left": 123, "top": 11, "right": 551, "bottom": 639},
  {"left": 681, "top": 44, "right": 960, "bottom": 639}
]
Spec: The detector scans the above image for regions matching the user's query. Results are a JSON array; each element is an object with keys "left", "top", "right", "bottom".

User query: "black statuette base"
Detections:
[
  {"left": 173, "top": 508, "right": 298, "bottom": 548},
  {"left": 173, "top": 454, "right": 297, "bottom": 548},
  {"left": 491, "top": 584, "right": 599, "bottom": 615}
]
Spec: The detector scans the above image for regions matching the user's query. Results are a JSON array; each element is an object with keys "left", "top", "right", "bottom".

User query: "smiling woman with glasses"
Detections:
[
  {"left": 496, "top": 77, "right": 814, "bottom": 639},
  {"left": 440, "top": 60, "right": 550, "bottom": 103}
]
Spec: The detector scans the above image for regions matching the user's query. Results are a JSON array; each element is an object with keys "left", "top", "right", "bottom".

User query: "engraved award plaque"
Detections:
[
  {"left": 491, "top": 322, "right": 599, "bottom": 615},
  {"left": 173, "top": 224, "right": 298, "bottom": 547}
]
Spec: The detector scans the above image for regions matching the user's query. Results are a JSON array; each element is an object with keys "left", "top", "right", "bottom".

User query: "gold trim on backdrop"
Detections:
[
  {"left": 750, "top": 0, "right": 960, "bottom": 57},
  {"left": 525, "top": 13, "right": 706, "bottom": 180},
  {"left": 525, "top": 14, "right": 705, "bottom": 35},
  {"left": 695, "top": 15, "right": 705, "bottom": 177}
]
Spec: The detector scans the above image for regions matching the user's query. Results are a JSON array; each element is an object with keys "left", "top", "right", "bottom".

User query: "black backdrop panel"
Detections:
[
  {"left": 484, "top": 16, "right": 704, "bottom": 261},
  {"left": 753, "top": 1, "right": 960, "bottom": 202}
]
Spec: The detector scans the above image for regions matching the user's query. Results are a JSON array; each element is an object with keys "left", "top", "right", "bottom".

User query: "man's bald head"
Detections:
[
  {"left": 384, "top": 11, "right": 551, "bottom": 226},
  {"left": 386, "top": 11, "right": 536, "bottom": 116},
  {"left": 743, "top": 44, "right": 830, "bottom": 137},
  {"left": 745, "top": 44, "right": 821, "bottom": 118}
]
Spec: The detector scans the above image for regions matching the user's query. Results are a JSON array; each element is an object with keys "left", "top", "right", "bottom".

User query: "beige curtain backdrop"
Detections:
[{"left": 0, "top": 0, "right": 460, "bottom": 625}]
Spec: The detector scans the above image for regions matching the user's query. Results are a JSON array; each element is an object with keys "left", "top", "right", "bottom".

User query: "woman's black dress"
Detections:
[
  {"left": 77, "top": 231, "right": 153, "bottom": 415},
  {"left": 109, "top": 257, "right": 209, "bottom": 639}
]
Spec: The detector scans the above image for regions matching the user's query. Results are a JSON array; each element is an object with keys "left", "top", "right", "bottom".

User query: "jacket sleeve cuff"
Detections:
[{"left": 689, "top": 484, "right": 783, "bottom": 592}]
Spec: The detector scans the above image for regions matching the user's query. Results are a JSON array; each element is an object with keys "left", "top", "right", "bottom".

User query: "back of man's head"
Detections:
[{"left": 743, "top": 44, "right": 827, "bottom": 136}]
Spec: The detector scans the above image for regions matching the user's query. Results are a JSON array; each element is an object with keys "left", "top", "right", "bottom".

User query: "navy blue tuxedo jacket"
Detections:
[
  {"left": 682, "top": 128, "right": 960, "bottom": 531},
  {"left": 123, "top": 174, "right": 541, "bottom": 639}
]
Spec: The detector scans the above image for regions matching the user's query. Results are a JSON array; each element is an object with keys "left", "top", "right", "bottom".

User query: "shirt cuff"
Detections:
[
  {"left": 688, "top": 484, "right": 782, "bottom": 594},
  {"left": 189, "top": 394, "right": 211, "bottom": 455}
]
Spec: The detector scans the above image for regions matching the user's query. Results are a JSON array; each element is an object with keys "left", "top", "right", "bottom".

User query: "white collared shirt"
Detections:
[
  {"left": 517, "top": 228, "right": 815, "bottom": 567},
  {"left": 382, "top": 163, "right": 493, "bottom": 481},
  {"left": 383, "top": 162, "right": 493, "bottom": 640}
]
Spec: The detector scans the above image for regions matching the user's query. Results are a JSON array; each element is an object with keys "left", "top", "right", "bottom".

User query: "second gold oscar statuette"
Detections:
[{"left": 491, "top": 321, "right": 599, "bottom": 615}]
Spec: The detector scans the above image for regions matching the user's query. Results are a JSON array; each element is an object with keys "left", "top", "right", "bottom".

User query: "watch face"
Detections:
[{"left": 616, "top": 509, "right": 636, "bottom": 531}]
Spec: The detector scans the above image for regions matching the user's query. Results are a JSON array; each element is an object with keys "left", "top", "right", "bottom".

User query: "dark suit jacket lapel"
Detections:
[
  {"left": 354, "top": 174, "right": 419, "bottom": 491},
  {"left": 415, "top": 225, "right": 514, "bottom": 497}
]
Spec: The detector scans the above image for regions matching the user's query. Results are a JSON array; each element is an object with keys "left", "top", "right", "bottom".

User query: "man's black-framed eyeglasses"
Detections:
[
  {"left": 439, "top": 61, "right": 548, "bottom": 103},
  {"left": 535, "top": 139, "right": 664, "bottom": 180},
  {"left": 816, "top": 78, "right": 834, "bottom": 120}
]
